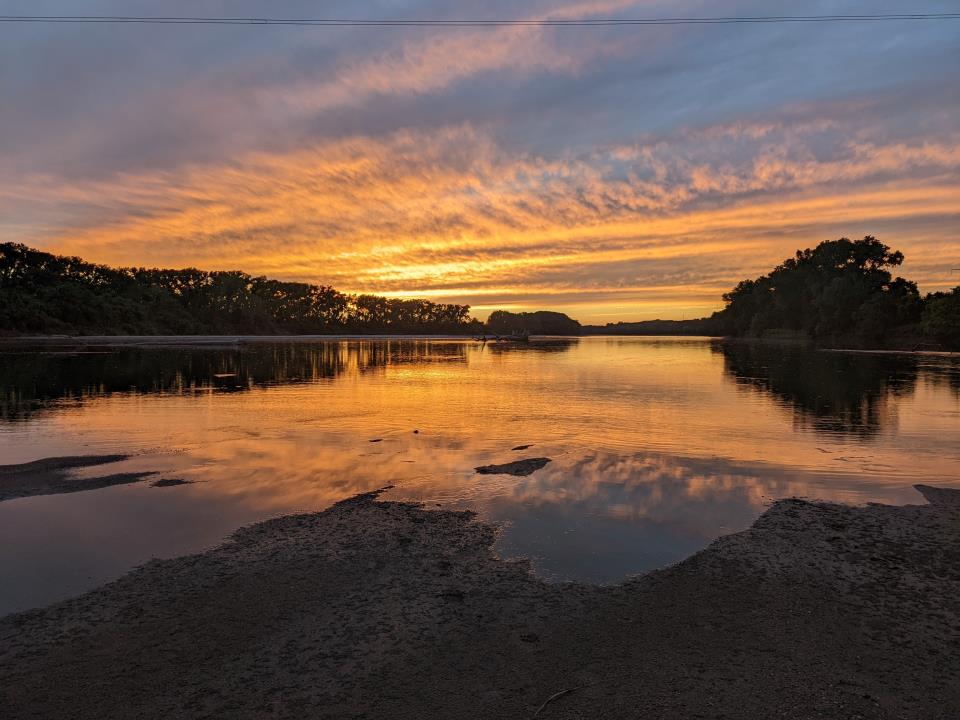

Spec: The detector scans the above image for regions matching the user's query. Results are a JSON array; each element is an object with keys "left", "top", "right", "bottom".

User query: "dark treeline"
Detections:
[
  {"left": 713, "top": 236, "right": 923, "bottom": 342},
  {"left": 0, "top": 243, "right": 483, "bottom": 335},
  {"left": 922, "top": 288, "right": 960, "bottom": 347},
  {"left": 4, "top": 238, "right": 958, "bottom": 346},
  {"left": 582, "top": 319, "right": 716, "bottom": 336},
  {"left": 588, "top": 237, "right": 960, "bottom": 349},
  {"left": 485, "top": 310, "right": 581, "bottom": 335}
]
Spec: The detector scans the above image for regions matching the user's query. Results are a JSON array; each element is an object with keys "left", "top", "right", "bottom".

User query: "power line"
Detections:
[{"left": 1, "top": 13, "right": 959, "bottom": 28}]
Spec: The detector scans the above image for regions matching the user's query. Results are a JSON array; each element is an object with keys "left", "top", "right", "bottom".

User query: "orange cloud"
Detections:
[{"left": 5, "top": 119, "right": 958, "bottom": 323}]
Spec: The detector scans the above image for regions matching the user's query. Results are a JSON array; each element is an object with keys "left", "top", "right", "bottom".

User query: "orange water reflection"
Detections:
[{"left": 0, "top": 338, "right": 958, "bottom": 613}]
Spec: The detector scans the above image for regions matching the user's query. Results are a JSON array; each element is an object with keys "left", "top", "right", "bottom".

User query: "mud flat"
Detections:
[
  {"left": 1, "top": 485, "right": 958, "bottom": 719},
  {"left": 475, "top": 457, "right": 552, "bottom": 476},
  {"left": 0, "top": 455, "right": 154, "bottom": 502}
]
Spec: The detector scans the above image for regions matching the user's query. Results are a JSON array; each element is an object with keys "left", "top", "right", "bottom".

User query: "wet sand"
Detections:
[
  {"left": 0, "top": 455, "right": 154, "bottom": 502},
  {"left": 1, "top": 485, "right": 958, "bottom": 719},
  {"left": 475, "top": 457, "right": 552, "bottom": 476}
]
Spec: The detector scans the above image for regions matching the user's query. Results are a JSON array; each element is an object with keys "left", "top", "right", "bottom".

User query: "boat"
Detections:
[{"left": 495, "top": 330, "right": 530, "bottom": 342}]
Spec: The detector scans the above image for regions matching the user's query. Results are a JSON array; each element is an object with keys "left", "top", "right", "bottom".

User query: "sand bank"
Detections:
[
  {"left": 0, "top": 455, "right": 154, "bottom": 502},
  {"left": 1, "top": 485, "right": 958, "bottom": 718}
]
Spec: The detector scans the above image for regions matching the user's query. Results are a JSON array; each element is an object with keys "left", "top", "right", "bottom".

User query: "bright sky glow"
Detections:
[{"left": 2, "top": 1, "right": 958, "bottom": 321}]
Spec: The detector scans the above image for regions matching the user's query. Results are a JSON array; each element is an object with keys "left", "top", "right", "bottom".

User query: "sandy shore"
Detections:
[
  {"left": 0, "top": 455, "right": 154, "bottom": 502},
  {"left": 2, "top": 485, "right": 958, "bottom": 718}
]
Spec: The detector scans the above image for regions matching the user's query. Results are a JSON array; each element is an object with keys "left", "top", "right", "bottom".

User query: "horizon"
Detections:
[{"left": 2, "top": 2, "right": 959, "bottom": 324}]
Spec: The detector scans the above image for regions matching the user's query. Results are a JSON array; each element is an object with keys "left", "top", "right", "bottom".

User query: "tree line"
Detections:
[
  {"left": 2, "top": 237, "right": 957, "bottom": 346},
  {"left": 581, "top": 318, "right": 715, "bottom": 336},
  {"left": 0, "top": 243, "right": 482, "bottom": 335},
  {"left": 586, "top": 236, "right": 959, "bottom": 349},
  {"left": 485, "top": 310, "right": 581, "bottom": 336},
  {"left": 710, "top": 236, "right": 959, "bottom": 348}
]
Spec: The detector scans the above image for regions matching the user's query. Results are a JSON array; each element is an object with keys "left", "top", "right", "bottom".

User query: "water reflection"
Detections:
[
  {"left": 716, "top": 341, "right": 925, "bottom": 438},
  {"left": 0, "top": 337, "right": 957, "bottom": 614},
  {"left": 482, "top": 338, "right": 579, "bottom": 354},
  {"left": 0, "top": 341, "right": 470, "bottom": 420},
  {"left": 0, "top": 339, "right": 585, "bottom": 421},
  {"left": 407, "top": 451, "right": 814, "bottom": 584}
]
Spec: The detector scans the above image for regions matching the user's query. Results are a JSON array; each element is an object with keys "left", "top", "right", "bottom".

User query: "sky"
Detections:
[{"left": 2, "top": 1, "right": 958, "bottom": 322}]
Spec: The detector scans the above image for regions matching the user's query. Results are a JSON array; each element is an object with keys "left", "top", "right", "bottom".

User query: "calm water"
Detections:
[{"left": 1, "top": 337, "right": 958, "bottom": 615}]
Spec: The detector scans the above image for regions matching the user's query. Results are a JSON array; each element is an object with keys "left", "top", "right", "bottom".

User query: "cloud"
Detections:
[
  {"left": 4, "top": 109, "right": 957, "bottom": 322},
  {"left": 266, "top": 0, "right": 639, "bottom": 113},
  {"left": 3, "top": 0, "right": 959, "bottom": 321}
]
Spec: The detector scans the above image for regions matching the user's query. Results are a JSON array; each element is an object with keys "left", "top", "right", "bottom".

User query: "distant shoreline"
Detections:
[
  {"left": 0, "top": 333, "right": 483, "bottom": 345},
  {"left": 1, "top": 333, "right": 956, "bottom": 356}
]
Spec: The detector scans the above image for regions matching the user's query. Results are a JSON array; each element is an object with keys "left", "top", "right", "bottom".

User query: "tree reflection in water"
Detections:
[
  {"left": 714, "top": 340, "right": 928, "bottom": 438},
  {"left": 0, "top": 341, "right": 471, "bottom": 420},
  {"left": 0, "top": 338, "right": 583, "bottom": 421}
]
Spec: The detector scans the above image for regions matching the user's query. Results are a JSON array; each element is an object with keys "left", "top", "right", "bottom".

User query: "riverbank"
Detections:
[
  {"left": 0, "top": 333, "right": 482, "bottom": 346},
  {"left": 0, "top": 455, "right": 153, "bottom": 502},
  {"left": 2, "top": 485, "right": 957, "bottom": 719},
  {"left": 713, "top": 333, "right": 958, "bottom": 354},
  {"left": 4, "top": 334, "right": 957, "bottom": 356}
]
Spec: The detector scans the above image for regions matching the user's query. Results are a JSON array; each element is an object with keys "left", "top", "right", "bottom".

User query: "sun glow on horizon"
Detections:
[{"left": 2, "top": 1, "right": 958, "bottom": 324}]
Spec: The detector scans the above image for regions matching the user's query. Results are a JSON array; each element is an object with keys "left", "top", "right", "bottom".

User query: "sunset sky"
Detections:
[{"left": 2, "top": 1, "right": 958, "bottom": 322}]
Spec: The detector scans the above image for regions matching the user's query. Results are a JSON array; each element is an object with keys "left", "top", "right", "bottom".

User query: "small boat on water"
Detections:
[
  {"left": 495, "top": 330, "right": 529, "bottom": 342},
  {"left": 475, "top": 330, "right": 530, "bottom": 342}
]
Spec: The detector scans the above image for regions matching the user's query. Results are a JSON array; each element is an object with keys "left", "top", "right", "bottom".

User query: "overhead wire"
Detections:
[{"left": 1, "top": 13, "right": 959, "bottom": 28}]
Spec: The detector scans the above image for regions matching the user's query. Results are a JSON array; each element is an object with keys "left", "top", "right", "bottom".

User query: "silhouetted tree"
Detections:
[
  {"left": 713, "top": 236, "right": 922, "bottom": 340},
  {"left": 486, "top": 310, "right": 581, "bottom": 335},
  {"left": 921, "top": 288, "right": 960, "bottom": 348},
  {"left": 0, "top": 243, "right": 479, "bottom": 336}
]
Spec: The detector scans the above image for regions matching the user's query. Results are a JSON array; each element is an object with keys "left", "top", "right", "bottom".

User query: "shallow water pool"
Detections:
[{"left": 1, "top": 336, "right": 958, "bottom": 614}]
